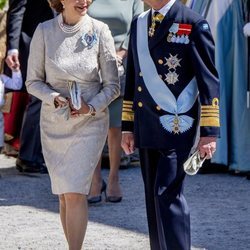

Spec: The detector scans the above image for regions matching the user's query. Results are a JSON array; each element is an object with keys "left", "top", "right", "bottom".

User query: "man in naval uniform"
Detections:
[{"left": 121, "top": 0, "right": 220, "bottom": 249}]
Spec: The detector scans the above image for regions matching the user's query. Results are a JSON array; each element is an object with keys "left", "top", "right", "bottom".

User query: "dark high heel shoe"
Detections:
[
  {"left": 106, "top": 195, "right": 122, "bottom": 203},
  {"left": 88, "top": 180, "right": 107, "bottom": 204}
]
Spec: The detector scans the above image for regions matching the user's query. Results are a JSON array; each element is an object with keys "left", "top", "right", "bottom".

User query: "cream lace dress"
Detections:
[{"left": 26, "top": 14, "right": 120, "bottom": 195}]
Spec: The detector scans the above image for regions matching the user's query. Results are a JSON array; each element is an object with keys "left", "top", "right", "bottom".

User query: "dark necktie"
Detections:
[{"left": 149, "top": 11, "right": 164, "bottom": 38}]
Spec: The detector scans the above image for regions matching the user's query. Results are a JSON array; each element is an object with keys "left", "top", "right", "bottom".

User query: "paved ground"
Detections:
[{"left": 0, "top": 154, "right": 249, "bottom": 250}]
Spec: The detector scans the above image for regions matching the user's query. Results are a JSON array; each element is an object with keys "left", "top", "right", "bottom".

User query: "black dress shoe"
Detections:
[
  {"left": 37, "top": 163, "right": 48, "bottom": 174},
  {"left": 16, "top": 158, "right": 41, "bottom": 173},
  {"left": 246, "top": 173, "right": 250, "bottom": 180}
]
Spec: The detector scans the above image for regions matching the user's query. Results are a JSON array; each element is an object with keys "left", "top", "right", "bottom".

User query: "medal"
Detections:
[
  {"left": 148, "top": 27, "right": 155, "bottom": 37},
  {"left": 168, "top": 23, "right": 192, "bottom": 44},
  {"left": 167, "top": 33, "right": 173, "bottom": 43},
  {"left": 168, "top": 23, "right": 179, "bottom": 43},
  {"left": 164, "top": 54, "right": 181, "bottom": 70},
  {"left": 171, "top": 35, "right": 177, "bottom": 43},
  {"left": 173, "top": 115, "right": 180, "bottom": 134},
  {"left": 164, "top": 72, "right": 179, "bottom": 85},
  {"left": 176, "top": 36, "right": 181, "bottom": 43},
  {"left": 179, "top": 35, "right": 185, "bottom": 44},
  {"left": 184, "top": 35, "right": 190, "bottom": 44},
  {"left": 169, "top": 23, "right": 179, "bottom": 34}
]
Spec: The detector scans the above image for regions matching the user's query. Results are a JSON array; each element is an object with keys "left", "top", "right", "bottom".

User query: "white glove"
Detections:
[{"left": 183, "top": 150, "right": 207, "bottom": 175}]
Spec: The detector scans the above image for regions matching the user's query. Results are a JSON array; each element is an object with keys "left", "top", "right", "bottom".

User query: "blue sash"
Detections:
[{"left": 136, "top": 11, "right": 198, "bottom": 134}]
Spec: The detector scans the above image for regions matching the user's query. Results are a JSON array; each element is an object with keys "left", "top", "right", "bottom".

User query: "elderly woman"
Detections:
[{"left": 25, "top": 0, "right": 119, "bottom": 249}]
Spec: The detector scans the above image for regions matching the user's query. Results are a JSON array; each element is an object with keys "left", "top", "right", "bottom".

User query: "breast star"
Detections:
[{"left": 164, "top": 54, "right": 182, "bottom": 70}]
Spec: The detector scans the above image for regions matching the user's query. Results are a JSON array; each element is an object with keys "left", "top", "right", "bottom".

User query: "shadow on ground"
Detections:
[
  {"left": 0, "top": 166, "right": 148, "bottom": 235},
  {"left": 1, "top": 160, "right": 250, "bottom": 250}
]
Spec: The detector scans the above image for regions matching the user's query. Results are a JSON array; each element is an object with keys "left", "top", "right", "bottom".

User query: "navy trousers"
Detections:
[
  {"left": 139, "top": 148, "right": 191, "bottom": 250},
  {"left": 19, "top": 96, "right": 44, "bottom": 164}
]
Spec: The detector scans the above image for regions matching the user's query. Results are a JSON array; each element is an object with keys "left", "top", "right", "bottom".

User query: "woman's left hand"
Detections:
[{"left": 68, "top": 98, "right": 90, "bottom": 117}]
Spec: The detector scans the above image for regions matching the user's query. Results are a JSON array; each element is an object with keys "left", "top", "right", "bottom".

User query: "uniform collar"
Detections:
[{"left": 151, "top": 0, "right": 177, "bottom": 17}]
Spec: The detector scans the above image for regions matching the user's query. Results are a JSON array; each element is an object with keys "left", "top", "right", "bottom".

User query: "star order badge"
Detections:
[
  {"left": 165, "top": 72, "right": 179, "bottom": 85},
  {"left": 161, "top": 53, "right": 182, "bottom": 85},
  {"left": 164, "top": 54, "right": 182, "bottom": 70}
]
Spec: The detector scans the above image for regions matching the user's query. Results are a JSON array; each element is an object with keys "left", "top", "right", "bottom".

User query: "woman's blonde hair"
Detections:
[{"left": 48, "top": 0, "right": 64, "bottom": 13}]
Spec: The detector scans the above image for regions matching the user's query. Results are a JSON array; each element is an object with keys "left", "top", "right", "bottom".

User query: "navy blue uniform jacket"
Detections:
[{"left": 122, "top": 1, "right": 220, "bottom": 150}]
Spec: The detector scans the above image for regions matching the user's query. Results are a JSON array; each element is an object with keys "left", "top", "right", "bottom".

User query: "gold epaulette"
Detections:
[
  {"left": 122, "top": 100, "right": 134, "bottom": 122},
  {"left": 200, "top": 98, "right": 220, "bottom": 127}
]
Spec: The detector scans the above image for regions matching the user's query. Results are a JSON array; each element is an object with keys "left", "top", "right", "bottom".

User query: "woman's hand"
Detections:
[
  {"left": 69, "top": 98, "right": 94, "bottom": 117},
  {"left": 54, "top": 95, "right": 68, "bottom": 108}
]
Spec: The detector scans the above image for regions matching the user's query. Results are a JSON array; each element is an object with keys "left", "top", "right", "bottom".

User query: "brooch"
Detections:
[{"left": 81, "top": 31, "right": 97, "bottom": 49}]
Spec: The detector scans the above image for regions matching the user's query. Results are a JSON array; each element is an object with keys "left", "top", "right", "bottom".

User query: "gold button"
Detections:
[
  {"left": 158, "top": 59, "right": 163, "bottom": 65},
  {"left": 159, "top": 74, "right": 162, "bottom": 79},
  {"left": 138, "top": 102, "right": 143, "bottom": 107},
  {"left": 212, "top": 97, "right": 219, "bottom": 107},
  {"left": 139, "top": 72, "right": 143, "bottom": 77},
  {"left": 138, "top": 86, "right": 142, "bottom": 92},
  {"left": 156, "top": 105, "right": 161, "bottom": 111}
]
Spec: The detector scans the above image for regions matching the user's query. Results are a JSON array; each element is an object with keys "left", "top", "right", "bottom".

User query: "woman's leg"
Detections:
[
  {"left": 88, "top": 158, "right": 103, "bottom": 198},
  {"left": 59, "top": 194, "right": 68, "bottom": 242},
  {"left": 64, "top": 193, "right": 88, "bottom": 250},
  {"left": 107, "top": 127, "right": 122, "bottom": 198}
]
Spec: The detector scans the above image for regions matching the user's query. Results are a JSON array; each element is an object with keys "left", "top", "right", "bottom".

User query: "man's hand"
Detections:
[
  {"left": 5, "top": 53, "right": 20, "bottom": 71},
  {"left": 121, "top": 132, "right": 135, "bottom": 155},
  {"left": 197, "top": 137, "right": 217, "bottom": 159},
  {"left": 116, "top": 49, "right": 128, "bottom": 66}
]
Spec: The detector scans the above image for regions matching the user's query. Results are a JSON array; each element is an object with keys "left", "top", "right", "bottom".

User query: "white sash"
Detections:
[{"left": 136, "top": 11, "right": 198, "bottom": 134}]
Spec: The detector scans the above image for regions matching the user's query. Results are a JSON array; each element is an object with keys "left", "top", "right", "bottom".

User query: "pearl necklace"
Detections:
[{"left": 58, "top": 14, "right": 84, "bottom": 33}]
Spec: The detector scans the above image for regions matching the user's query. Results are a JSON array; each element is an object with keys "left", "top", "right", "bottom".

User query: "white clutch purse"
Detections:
[
  {"left": 53, "top": 81, "right": 81, "bottom": 120},
  {"left": 183, "top": 150, "right": 206, "bottom": 175},
  {"left": 68, "top": 80, "right": 81, "bottom": 110}
]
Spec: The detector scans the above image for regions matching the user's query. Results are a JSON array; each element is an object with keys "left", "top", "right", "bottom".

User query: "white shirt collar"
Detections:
[{"left": 151, "top": 0, "right": 177, "bottom": 17}]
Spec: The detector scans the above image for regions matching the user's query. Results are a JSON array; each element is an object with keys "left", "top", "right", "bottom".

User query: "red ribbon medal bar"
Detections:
[{"left": 167, "top": 23, "right": 192, "bottom": 44}]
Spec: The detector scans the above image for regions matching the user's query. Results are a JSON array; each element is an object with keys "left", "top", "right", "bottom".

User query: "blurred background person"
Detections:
[
  {"left": 0, "top": 1, "right": 7, "bottom": 153},
  {"left": 187, "top": 0, "right": 250, "bottom": 177},
  {"left": 87, "top": 0, "right": 144, "bottom": 203},
  {"left": 4, "top": 0, "right": 54, "bottom": 173},
  {"left": 0, "top": 60, "right": 22, "bottom": 151}
]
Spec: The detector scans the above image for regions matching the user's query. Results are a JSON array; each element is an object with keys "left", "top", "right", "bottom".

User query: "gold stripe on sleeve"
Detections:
[
  {"left": 200, "top": 117, "right": 220, "bottom": 127},
  {"left": 122, "top": 111, "right": 134, "bottom": 122}
]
